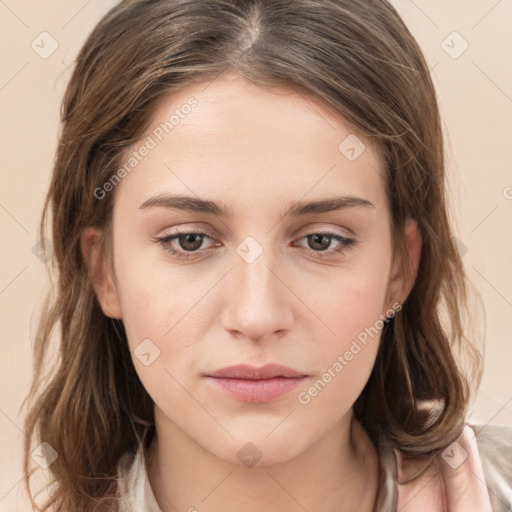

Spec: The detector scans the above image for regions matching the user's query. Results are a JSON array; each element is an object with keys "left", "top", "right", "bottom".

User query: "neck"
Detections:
[{"left": 146, "top": 409, "right": 380, "bottom": 512}]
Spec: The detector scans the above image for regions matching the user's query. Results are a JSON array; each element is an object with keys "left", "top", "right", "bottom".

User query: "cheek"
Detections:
[
  {"left": 113, "top": 251, "right": 219, "bottom": 399},
  {"left": 306, "top": 261, "right": 390, "bottom": 345},
  {"left": 113, "top": 262, "right": 201, "bottom": 411},
  {"left": 297, "top": 255, "right": 391, "bottom": 397},
  {"left": 113, "top": 246, "right": 200, "bottom": 345},
  {"left": 117, "top": 270, "right": 172, "bottom": 343},
  {"left": 296, "top": 285, "right": 385, "bottom": 416}
]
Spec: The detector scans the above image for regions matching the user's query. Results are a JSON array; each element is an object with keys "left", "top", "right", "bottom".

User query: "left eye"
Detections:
[
  {"left": 155, "top": 231, "right": 356, "bottom": 260},
  {"left": 296, "top": 233, "right": 356, "bottom": 255}
]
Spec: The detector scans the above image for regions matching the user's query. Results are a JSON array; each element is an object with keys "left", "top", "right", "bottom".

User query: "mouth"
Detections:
[{"left": 204, "top": 364, "right": 308, "bottom": 403}]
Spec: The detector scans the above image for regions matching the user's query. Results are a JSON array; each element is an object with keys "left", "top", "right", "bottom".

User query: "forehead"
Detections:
[{"left": 114, "top": 72, "right": 387, "bottom": 215}]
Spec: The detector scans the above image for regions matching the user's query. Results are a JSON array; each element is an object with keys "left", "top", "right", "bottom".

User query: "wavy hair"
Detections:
[{"left": 22, "top": 0, "right": 484, "bottom": 510}]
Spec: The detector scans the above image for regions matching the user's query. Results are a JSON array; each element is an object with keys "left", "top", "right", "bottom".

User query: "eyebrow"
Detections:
[{"left": 138, "top": 193, "right": 375, "bottom": 217}]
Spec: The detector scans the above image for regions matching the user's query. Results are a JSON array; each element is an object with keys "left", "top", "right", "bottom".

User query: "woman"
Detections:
[{"left": 22, "top": 0, "right": 512, "bottom": 511}]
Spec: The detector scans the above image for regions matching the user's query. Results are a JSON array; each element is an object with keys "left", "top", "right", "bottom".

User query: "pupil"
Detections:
[
  {"left": 181, "top": 234, "right": 202, "bottom": 251},
  {"left": 310, "top": 234, "right": 329, "bottom": 251}
]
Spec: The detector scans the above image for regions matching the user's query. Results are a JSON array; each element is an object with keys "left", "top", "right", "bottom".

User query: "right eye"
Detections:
[{"left": 156, "top": 231, "right": 219, "bottom": 260}]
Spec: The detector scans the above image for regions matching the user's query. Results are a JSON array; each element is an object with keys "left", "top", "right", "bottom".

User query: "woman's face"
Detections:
[{"left": 87, "top": 72, "right": 418, "bottom": 465}]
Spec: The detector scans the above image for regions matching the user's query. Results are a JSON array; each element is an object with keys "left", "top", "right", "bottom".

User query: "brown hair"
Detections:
[{"left": 22, "top": 0, "right": 484, "bottom": 510}]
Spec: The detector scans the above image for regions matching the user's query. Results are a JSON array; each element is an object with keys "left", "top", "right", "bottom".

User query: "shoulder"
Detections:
[
  {"left": 116, "top": 445, "right": 162, "bottom": 512},
  {"left": 471, "top": 421, "right": 512, "bottom": 462},
  {"left": 393, "top": 423, "right": 512, "bottom": 512},
  {"left": 471, "top": 422, "right": 512, "bottom": 511},
  {"left": 116, "top": 448, "right": 143, "bottom": 511}
]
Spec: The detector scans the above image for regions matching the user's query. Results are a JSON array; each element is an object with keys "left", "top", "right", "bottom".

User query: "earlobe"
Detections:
[
  {"left": 385, "top": 217, "right": 422, "bottom": 310},
  {"left": 80, "top": 227, "right": 123, "bottom": 319}
]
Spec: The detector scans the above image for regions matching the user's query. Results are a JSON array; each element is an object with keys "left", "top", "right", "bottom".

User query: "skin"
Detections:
[{"left": 81, "top": 72, "right": 422, "bottom": 512}]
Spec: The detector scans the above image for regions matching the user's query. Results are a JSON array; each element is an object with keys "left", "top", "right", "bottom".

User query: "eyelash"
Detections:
[{"left": 155, "top": 230, "right": 357, "bottom": 260}]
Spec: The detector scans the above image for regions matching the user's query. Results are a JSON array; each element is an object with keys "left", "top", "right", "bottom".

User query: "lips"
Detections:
[
  {"left": 207, "top": 363, "right": 307, "bottom": 379},
  {"left": 205, "top": 364, "right": 308, "bottom": 403}
]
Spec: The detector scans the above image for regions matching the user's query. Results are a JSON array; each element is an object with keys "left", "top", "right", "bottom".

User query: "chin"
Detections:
[{"left": 207, "top": 424, "right": 310, "bottom": 468}]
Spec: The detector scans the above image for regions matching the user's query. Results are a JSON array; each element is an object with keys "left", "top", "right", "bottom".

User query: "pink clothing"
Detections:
[
  {"left": 116, "top": 422, "right": 512, "bottom": 511},
  {"left": 395, "top": 425, "right": 494, "bottom": 511}
]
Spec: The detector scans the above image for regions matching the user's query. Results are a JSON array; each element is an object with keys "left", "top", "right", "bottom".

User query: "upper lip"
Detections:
[{"left": 207, "top": 364, "right": 307, "bottom": 380}]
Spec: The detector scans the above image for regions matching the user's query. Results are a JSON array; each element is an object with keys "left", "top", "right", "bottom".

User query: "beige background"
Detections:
[{"left": 1, "top": 0, "right": 511, "bottom": 509}]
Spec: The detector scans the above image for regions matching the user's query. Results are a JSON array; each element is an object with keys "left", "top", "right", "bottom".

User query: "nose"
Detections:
[{"left": 220, "top": 241, "right": 294, "bottom": 343}]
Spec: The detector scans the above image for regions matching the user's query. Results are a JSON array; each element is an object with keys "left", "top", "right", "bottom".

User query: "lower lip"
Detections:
[{"left": 206, "top": 376, "right": 307, "bottom": 403}]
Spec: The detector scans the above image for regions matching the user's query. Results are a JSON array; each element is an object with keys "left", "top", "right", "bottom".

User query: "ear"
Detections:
[
  {"left": 80, "top": 227, "right": 123, "bottom": 319},
  {"left": 385, "top": 217, "right": 422, "bottom": 311}
]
